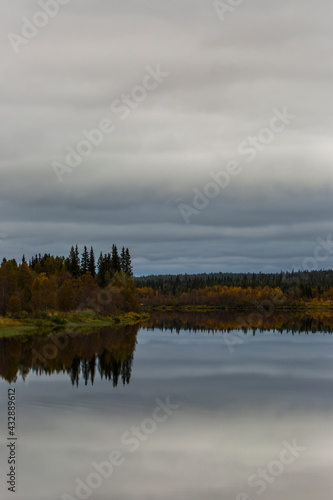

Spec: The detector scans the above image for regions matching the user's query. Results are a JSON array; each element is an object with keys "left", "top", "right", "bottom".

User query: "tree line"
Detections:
[
  {"left": 135, "top": 269, "right": 333, "bottom": 298},
  {"left": 0, "top": 245, "right": 137, "bottom": 316},
  {"left": 29, "top": 244, "right": 133, "bottom": 283},
  {"left": 1, "top": 248, "right": 333, "bottom": 317},
  {"left": 137, "top": 283, "right": 333, "bottom": 309}
]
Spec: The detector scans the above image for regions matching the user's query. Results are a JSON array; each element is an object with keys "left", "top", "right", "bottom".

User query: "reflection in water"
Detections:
[
  {"left": 0, "top": 315, "right": 332, "bottom": 500},
  {"left": 0, "top": 325, "right": 138, "bottom": 386},
  {"left": 0, "top": 312, "right": 332, "bottom": 386},
  {"left": 146, "top": 310, "right": 333, "bottom": 334}
]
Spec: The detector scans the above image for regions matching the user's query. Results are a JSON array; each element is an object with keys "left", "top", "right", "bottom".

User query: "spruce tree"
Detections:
[
  {"left": 65, "top": 246, "right": 75, "bottom": 275},
  {"left": 121, "top": 246, "right": 126, "bottom": 273},
  {"left": 75, "top": 245, "right": 80, "bottom": 271},
  {"left": 97, "top": 252, "right": 108, "bottom": 287},
  {"left": 125, "top": 248, "right": 133, "bottom": 277},
  {"left": 66, "top": 245, "right": 81, "bottom": 277},
  {"left": 88, "top": 246, "right": 96, "bottom": 277},
  {"left": 81, "top": 246, "right": 89, "bottom": 274},
  {"left": 111, "top": 244, "right": 121, "bottom": 274}
]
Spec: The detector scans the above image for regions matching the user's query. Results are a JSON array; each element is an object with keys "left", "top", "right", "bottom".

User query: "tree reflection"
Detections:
[
  {"left": 145, "top": 311, "right": 333, "bottom": 334},
  {"left": 1, "top": 312, "right": 332, "bottom": 386},
  {"left": 0, "top": 325, "right": 138, "bottom": 386}
]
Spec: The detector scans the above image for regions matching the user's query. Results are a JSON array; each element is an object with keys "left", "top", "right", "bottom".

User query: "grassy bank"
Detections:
[{"left": 0, "top": 310, "right": 150, "bottom": 338}]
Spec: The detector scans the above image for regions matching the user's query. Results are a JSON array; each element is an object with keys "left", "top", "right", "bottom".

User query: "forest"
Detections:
[
  {"left": 135, "top": 269, "right": 333, "bottom": 294},
  {"left": 0, "top": 244, "right": 333, "bottom": 319},
  {"left": 0, "top": 245, "right": 138, "bottom": 317},
  {"left": 136, "top": 270, "right": 333, "bottom": 310}
]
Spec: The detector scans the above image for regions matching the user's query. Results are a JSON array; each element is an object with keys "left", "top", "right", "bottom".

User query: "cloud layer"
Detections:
[{"left": 1, "top": 0, "right": 332, "bottom": 273}]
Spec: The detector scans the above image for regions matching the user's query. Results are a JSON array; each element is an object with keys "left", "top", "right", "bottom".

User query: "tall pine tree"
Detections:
[
  {"left": 125, "top": 248, "right": 133, "bottom": 277},
  {"left": 66, "top": 245, "right": 81, "bottom": 277},
  {"left": 88, "top": 246, "right": 96, "bottom": 277},
  {"left": 120, "top": 247, "right": 133, "bottom": 276},
  {"left": 97, "top": 252, "right": 110, "bottom": 287},
  {"left": 111, "top": 244, "right": 121, "bottom": 274},
  {"left": 81, "top": 246, "right": 89, "bottom": 274},
  {"left": 121, "top": 247, "right": 126, "bottom": 273}
]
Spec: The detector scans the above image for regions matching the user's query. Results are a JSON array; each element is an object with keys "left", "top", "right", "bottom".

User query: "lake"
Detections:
[{"left": 0, "top": 313, "right": 332, "bottom": 499}]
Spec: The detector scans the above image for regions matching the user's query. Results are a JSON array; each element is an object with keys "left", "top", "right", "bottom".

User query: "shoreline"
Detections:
[
  {"left": 0, "top": 311, "right": 150, "bottom": 338},
  {"left": 1, "top": 302, "right": 332, "bottom": 338},
  {"left": 142, "top": 304, "right": 333, "bottom": 312}
]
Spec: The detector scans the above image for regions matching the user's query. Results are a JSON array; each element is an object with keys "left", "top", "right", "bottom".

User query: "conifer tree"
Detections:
[
  {"left": 97, "top": 252, "right": 109, "bottom": 287},
  {"left": 125, "top": 248, "right": 133, "bottom": 277},
  {"left": 111, "top": 244, "right": 121, "bottom": 274},
  {"left": 81, "top": 246, "right": 89, "bottom": 274},
  {"left": 88, "top": 246, "right": 96, "bottom": 277},
  {"left": 66, "top": 245, "right": 81, "bottom": 277},
  {"left": 121, "top": 246, "right": 126, "bottom": 273}
]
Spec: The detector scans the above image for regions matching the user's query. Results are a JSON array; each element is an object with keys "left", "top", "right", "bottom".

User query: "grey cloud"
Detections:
[{"left": 0, "top": 0, "right": 332, "bottom": 273}]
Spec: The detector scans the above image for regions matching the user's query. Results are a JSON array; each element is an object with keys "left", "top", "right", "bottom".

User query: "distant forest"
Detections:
[
  {"left": 135, "top": 269, "right": 333, "bottom": 295},
  {"left": 135, "top": 269, "right": 333, "bottom": 309}
]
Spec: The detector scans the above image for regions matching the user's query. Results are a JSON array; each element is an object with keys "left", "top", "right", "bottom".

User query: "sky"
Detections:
[{"left": 0, "top": 0, "right": 332, "bottom": 275}]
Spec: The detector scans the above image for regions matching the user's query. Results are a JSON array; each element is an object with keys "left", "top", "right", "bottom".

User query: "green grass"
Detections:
[
  {"left": 0, "top": 311, "right": 150, "bottom": 338},
  {"left": 0, "top": 325, "right": 36, "bottom": 337}
]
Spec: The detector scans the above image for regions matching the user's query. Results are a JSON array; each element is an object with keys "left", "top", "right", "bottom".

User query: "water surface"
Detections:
[{"left": 0, "top": 316, "right": 332, "bottom": 499}]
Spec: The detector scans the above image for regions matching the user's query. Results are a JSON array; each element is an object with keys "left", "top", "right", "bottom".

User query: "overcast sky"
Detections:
[{"left": 0, "top": 0, "right": 332, "bottom": 275}]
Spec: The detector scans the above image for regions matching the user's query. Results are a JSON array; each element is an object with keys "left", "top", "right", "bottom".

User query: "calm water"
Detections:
[{"left": 0, "top": 318, "right": 332, "bottom": 500}]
